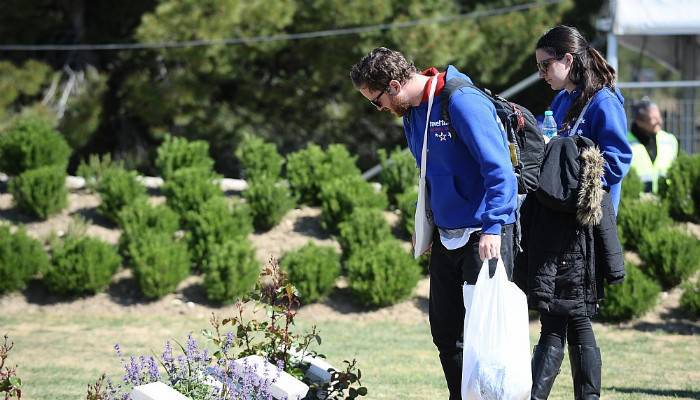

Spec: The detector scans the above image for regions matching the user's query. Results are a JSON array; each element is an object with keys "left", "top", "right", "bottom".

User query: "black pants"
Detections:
[
  {"left": 538, "top": 312, "right": 597, "bottom": 348},
  {"left": 428, "top": 224, "right": 515, "bottom": 400}
]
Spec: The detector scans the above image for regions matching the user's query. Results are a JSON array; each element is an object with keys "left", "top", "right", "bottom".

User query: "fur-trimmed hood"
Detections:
[{"left": 535, "top": 136, "right": 605, "bottom": 226}]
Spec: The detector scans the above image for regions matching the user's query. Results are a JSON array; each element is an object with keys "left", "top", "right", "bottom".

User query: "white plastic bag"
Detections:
[{"left": 461, "top": 258, "right": 531, "bottom": 400}]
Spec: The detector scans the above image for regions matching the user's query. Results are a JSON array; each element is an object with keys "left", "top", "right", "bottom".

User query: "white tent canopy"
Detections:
[
  {"left": 613, "top": 0, "right": 700, "bottom": 35},
  {"left": 607, "top": 0, "right": 700, "bottom": 80}
]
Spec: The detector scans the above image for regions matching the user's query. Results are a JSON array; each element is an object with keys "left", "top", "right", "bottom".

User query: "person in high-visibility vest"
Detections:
[{"left": 628, "top": 97, "right": 679, "bottom": 193}]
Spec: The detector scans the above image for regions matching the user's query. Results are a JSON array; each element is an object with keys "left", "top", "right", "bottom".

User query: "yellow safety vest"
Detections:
[{"left": 627, "top": 129, "right": 679, "bottom": 193}]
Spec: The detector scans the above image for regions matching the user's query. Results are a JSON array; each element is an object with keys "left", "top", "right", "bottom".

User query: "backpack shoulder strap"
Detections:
[{"left": 440, "top": 78, "right": 482, "bottom": 138}]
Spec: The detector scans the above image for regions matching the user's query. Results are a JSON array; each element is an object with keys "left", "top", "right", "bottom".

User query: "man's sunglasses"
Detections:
[
  {"left": 536, "top": 56, "right": 563, "bottom": 73},
  {"left": 370, "top": 89, "right": 386, "bottom": 109}
]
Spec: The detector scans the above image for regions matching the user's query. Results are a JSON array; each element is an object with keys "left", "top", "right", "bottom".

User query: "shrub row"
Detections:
[
  {"left": 96, "top": 167, "right": 146, "bottom": 224},
  {"left": 0, "top": 116, "right": 70, "bottom": 175},
  {"left": 45, "top": 234, "right": 121, "bottom": 296},
  {"left": 281, "top": 242, "right": 341, "bottom": 304},
  {"left": 183, "top": 197, "right": 252, "bottom": 270},
  {"left": 320, "top": 175, "right": 387, "bottom": 233},
  {"left": 286, "top": 144, "right": 361, "bottom": 206},
  {"left": 155, "top": 134, "right": 214, "bottom": 180},
  {"left": 0, "top": 225, "right": 49, "bottom": 294},
  {"left": 0, "top": 116, "right": 70, "bottom": 219},
  {"left": 599, "top": 263, "right": 660, "bottom": 322},
  {"left": 680, "top": 279, "right": 700, "bottom": 317},
  {"left": 660, "top": 153, "right": 700, "bottom": 222},
  {"left": 378, "top": 147, "right": 417, "bottom": 207}
]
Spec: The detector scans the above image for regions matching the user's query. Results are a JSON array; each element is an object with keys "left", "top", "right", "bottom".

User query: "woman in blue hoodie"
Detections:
[
  {"left": 528, "top": 26, "right": 632, "bottom": 400},
  {"left": 535, "top": 25, "right": 632, "bottom": 214}
]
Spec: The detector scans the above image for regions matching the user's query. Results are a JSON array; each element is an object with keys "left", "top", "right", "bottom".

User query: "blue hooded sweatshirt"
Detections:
[
  {"left": 550, "top": 87, "right": 632, "bottom": 212},
  {"left": 403, "top": 66, "right": 517, "bottom": 235}
]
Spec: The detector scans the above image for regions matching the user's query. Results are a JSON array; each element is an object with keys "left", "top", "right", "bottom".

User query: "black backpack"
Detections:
[{"left": 440, "top": 78, "right": 545, "bottom": 194}]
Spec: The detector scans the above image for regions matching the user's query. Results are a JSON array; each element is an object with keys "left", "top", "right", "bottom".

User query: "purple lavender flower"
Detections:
[
  {"left": 146, "top": 356, "right": 160, "bottom": 382},
  {"left": 124, "top": 356, "right": 143, "bottom": 386},
  {"left": 162, "top": 341, "right": 174, "bottom": 364},
  {"left": 185, "top": 333, "right": 198, "bottom": 361},
  {"left": 114, "top": 343, "right": 122, "bottom": 357},
  {"left": 223, "top": 331, "right": 234, "bottom": 353},
  {"left": 177, "top": 355, "right": 188, "bottom": 380}
]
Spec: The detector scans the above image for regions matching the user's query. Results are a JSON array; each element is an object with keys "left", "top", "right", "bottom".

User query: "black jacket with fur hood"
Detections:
[{"left": 515, "top": 135, "right": 625, "bottom": 317}]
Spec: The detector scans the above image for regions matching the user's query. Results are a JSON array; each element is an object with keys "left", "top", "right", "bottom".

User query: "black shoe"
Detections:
[
  {"left": 531, "top": 345, "right": 565, "bottom": 400},
  {"left": 568, "top": 345, "right": 602, "bottom": 400}
]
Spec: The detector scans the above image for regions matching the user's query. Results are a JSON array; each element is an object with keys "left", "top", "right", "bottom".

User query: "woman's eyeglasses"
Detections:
[
  {"left": 370, "top": 89, "right": 386, "bottom": 109},
  {"left": 536, "top": 56, "right": 562, "bottom": 73}
]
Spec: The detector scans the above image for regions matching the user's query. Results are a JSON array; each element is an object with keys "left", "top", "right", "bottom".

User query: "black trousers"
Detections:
[
  {"left": 428, "top": 224, "right": 515, "bottom": 400},
  {"left": 538, "top": 312, "right": 597, "bottom": 348}
]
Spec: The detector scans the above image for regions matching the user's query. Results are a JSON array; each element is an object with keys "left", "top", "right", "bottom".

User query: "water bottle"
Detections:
[{"left": 542, "top": 110, "right": 557, "bottom": 140}]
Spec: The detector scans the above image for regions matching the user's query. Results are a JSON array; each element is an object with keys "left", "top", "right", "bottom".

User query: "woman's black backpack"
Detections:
[{"left": 440, "top": 78, "right": 545, "bottom": 194}]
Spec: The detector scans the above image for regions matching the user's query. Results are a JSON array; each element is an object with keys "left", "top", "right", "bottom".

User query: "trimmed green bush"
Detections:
[
  {"left": 346, "top": 239, "right": 421, "bottom": 307},
  {"left": 243, "top": 177, "right": 296, "bottom": 231},
  {"left": 162, "top": 167, "right": 222, "bottom": 217},
  {"left": 286, "top": 144, "right": 327, "bottom": 205},
  {"left": 638, "top": 226, "right": 700, "bottom": 290},
  {"left": 286, "top": 143, "right": 362, "bottom": 206},
  {"left": 378, "top": 147, "right": 417, "bottom": 206},
  {"left": 338, "top": 207, "right": 392, "bottom": 257},
  {"left": 128, "top": 231, "right": 191, "bottom": 299},
  {"left": 660, "top": 153, "right": 700, "bottom": 222},
  {"left": 235, "top": 134, "right": 283, "bottom": 180},
  {"left": 396, "top": 188, "right": 418, "bottom": 237},
  {"left": 204, "top": 239, "right": 260, "bottom": 303},
  {"left": 281, "top": 242, "right": 340, "bottom": 303},
  {"left": 77, "top": 153, "right": 122, "bottom": 193},
  {"left": 9, "top": 166, "right": 67, "bottom": 219},
  {"left": 118, "top": 199, "right": 180, "bottom": 259},
  {"left": 617, "top": 198, "right": 672, "bottom": 251},
  {"left": 0, "top": 225, "right": 49, "bottom": 294},
  {"left": 599, "top": 263, "right": 660, "bottom": 322},
  {"left": 320, "top": 175, "right": 388, "bottom": 233},
  {"left": 183, "top": 197, "right": 252, "bottom": 270},
  {"left": 325, "top": 144, "right": 362, "bottom": 179},
  {"left": 96, "top": 167, "right": 146, "bottom": 224},
  {"left": 45, "top": 235, "right": 121, "bottom": 296},
  {"left": 155, "top": 134, "right": 215, "bottom": 180},
  {"left": 0, "top": 116, "right": 70, "bottom": 175},
  {"left": 680, "top": 279, "right": 700, "bottom": 317},
  {"left": 621, "top": 168, "right": 643, "bottom": 201}
]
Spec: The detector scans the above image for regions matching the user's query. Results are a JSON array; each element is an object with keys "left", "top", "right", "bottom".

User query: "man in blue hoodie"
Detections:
[{"left": 350, "top": 47, "right": 517, "bottom": 399}]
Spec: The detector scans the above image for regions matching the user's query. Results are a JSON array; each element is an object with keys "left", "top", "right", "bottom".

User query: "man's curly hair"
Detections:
[{"left": 350, "top": 47, "right": 417, "bottom": 92}]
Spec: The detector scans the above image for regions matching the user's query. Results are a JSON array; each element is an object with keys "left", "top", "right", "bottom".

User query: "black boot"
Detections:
[
  {"left": 568, "top": 345, "right": 602, "bottom": 400},
  {"left": 438, "top": 350, "right": 463, "bottom": 400},
  {"left": 530, "top": 345, "right": 565, "bottom": 400}
]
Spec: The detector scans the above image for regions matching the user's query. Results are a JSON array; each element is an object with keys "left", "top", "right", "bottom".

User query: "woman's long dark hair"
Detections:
[{"left": 536, "top": 25, "right": 617, "bottom": 129}]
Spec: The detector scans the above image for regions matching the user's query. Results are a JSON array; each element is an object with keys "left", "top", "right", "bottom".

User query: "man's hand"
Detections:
[{"left": 478, "top": 233, "right": 501, "bottom": 261}]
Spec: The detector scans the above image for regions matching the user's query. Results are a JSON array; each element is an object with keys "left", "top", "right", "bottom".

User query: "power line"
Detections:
[{"left": 0, "top": 0, "right": 564, "bottom": 52}]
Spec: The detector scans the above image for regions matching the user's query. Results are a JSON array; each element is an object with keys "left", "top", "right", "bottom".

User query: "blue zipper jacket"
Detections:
[
  {"left": 404, "top": 65, "right": 517, "bottom": 235},
  {"left": 550, "top": 87, "right": 632, "bottom": 212}
]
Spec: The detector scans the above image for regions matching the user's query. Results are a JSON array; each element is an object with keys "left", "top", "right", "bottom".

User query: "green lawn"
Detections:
[{"left": 1, "top": 310, "right": 699, "bottom": 399}]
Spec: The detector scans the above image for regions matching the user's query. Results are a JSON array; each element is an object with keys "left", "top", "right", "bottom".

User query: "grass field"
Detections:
[{"left": 1, "top": 309, "right": 699, "bottom": 399}]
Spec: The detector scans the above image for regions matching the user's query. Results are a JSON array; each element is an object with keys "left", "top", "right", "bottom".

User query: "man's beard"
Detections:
[{"left": 388, "top": 96, "right": 412, "bottom": 117}]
